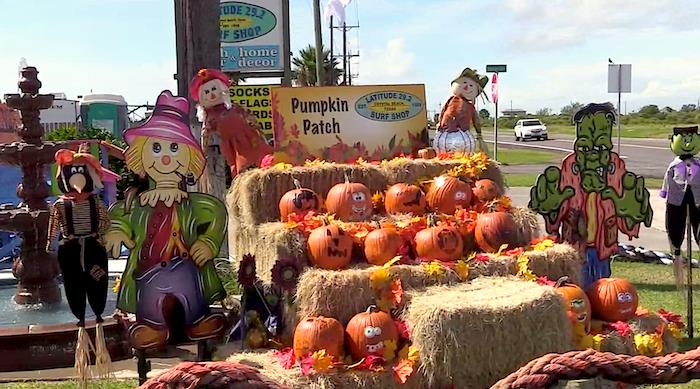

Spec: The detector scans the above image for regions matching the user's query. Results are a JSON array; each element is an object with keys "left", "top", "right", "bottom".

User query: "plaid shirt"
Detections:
[{"left": 660, "top": 156, "right": 700, "bottom": 207}]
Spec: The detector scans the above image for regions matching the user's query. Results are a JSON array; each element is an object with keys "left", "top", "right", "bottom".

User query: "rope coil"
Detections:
[{"left": 138, "top": 361, "right": 290, "bottom": 389}]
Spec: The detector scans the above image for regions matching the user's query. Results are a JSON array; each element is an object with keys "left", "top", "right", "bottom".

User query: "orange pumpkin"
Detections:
[
  {"left": 472, "top": 179, "right": 500, "bottom": 202},
  {"left": 555, "top": 277, "right": 591, "bottom": 333},
  {"left": 293, "top": 316, "right": 345, "bottom": 359},
  {"left": 414, "top": 215, "right": 464, "bottom": 261},
  {"left": 417, "top": 147, "right": 437, "bottom": 159},
  {"left": 325, "top": 174, "right": 373, "bottom": 221},
  {"left": 474, "top": 211, "right": 518, "bottom": 253},
  {"left": 364, "top": 226, "right": 403, "bottom": 266},
  {"left": 307, "top": 223, "right": 353, "bottom": 270},
  {"left": 586, "top": 278, "right": 639, "bottom": 323},
  {"left": 426, "top": 175, "right": 472, "bottom": 214},
  {"left": 345, "top": 305, "right": 399, "bottom": 360},
  {"left": 279, "top": 179, "right": 321, "bottom": 220},
  {"left": 384, "top": 183, "right": 426, "bottom": 215}
]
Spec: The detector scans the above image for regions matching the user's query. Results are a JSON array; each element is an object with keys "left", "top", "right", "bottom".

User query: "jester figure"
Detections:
[
  {"left": 661, "top": 126, "right": 700, "bottom": 284},
  {"left": 105, "top": 90, "right": 227, "bottom": 350},
  {"left": 529, "top": 103, "right": 653, "bottom": 289}
]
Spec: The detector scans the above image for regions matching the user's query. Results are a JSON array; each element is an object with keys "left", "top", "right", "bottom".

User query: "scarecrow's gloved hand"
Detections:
[
  {"left": 105, "top": 230, "right": 135, "bottom": 259},
  {"left": 191, "top": 239, "right": 214, "bottom": 267}
]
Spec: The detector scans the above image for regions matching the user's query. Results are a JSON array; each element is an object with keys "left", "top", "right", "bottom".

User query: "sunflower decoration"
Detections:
[
  {"left": 271, "top": 256, "right": 303, "bottom": 291},
  {"left": 238, "top": 253, "right": 257, "bottom": 288}
]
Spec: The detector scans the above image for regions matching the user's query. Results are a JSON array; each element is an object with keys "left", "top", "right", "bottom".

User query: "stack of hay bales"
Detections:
[{"left": 228, "top": 277, "right": 573, "bottom": 388}]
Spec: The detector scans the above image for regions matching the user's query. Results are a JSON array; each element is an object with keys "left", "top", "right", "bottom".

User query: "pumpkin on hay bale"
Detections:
[
  {"left": 379, "top": 157, "right": 505, "bottom": 190},
  {"left": 403, "top": 277, "right": 572, "bottom": 389}
]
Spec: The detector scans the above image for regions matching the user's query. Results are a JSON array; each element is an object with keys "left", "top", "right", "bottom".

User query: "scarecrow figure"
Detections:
[
  {"left": 189, "top": 68, "right": 272, "bottom": 180},
  {"left": 661, "top": 126, "right": 700, "bottom": 285},
  {"left": 529, "top": 103, "right": 653, "bottom": 289},
  {"left": 434, "top": 67, "right": 490, "bottom": 155},
  {"left": 105, "top": 90, "right": 228, "bottom": 350},
  {"left": 46, "top": 143, "right": 120, "bottom": 387}
]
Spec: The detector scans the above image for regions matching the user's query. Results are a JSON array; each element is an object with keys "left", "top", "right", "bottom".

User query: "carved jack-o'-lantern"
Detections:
[
  {"left": 555, "top": 277, "right": 591, "bottom": 333},
  {"left": 414, "top": 215, "right": 464, "bottom": 261},
  {"left": 279, "top": 179, "right": 321, "bottom": 220},
  {"left": 345, "top": 305, "right": 399, "bottom": 360},
  {"left": 307, "top": 222, "right": 354, "bottom": 270},
  {"left": 384, "top": 183, "right": 426, "bottom": 215},
  {"left": 325, "top": 174, "right": 373, "bottom": 221},
  {"left": 426, "top": 175, "right": 472, "bottom": 214}
]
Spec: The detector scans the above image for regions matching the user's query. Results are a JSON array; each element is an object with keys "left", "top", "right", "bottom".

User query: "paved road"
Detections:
[{"left": 482, "top": 132, "right": 674, "bottom": 178}]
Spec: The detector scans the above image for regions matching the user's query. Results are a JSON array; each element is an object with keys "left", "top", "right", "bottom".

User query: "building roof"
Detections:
[{"left": 0, "top": 103, "right": 20, "bottom": 133}]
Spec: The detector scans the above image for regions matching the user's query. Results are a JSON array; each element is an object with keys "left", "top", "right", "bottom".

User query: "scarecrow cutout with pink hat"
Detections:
[
  {"left": 190, "top": 68, "right": 272, "bottom": 179},
  {"left": 105, "top": 91, "right": 228, "bottom": 350},
  {"left": 46, "top": 143, "right": 119, "bottom": 385}
]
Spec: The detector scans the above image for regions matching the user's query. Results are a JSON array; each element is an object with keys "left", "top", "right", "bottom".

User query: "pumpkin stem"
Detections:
[
  {"left": 427, "top": 213, "right": 438, "bottom": 227},
  {"left": 321, "top": 215, "right": 331, "bottom": 225},
  {"left": 293, "top": 178, "right": 302, "bottom": 190},
  {"left": 366, "top": 305, "right": 379, "bottom": 313},
  {"left": 343, "top": 171, "right": 350, "bottom": 184},
  {"left": 554, "top": 276, "right": 569, "bottom": 288}
]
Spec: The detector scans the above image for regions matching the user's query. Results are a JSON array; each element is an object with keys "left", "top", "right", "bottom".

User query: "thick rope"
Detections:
[
  {"left": 138, "top": 361, "right": 291, "bottom": 389},
  {"left": 491, "top": 347, "right": 700, "bottom": 388}
]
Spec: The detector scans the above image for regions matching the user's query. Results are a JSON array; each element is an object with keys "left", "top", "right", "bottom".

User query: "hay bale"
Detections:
[
  {"left": 295, "top": 265, "right": 459, "bottom": 326},
  {"left": 481, "top": 244, "right": 584, "bottom": 286},
  {"left": 628, "top": 313, "right": 679, "bottom": 354},
  {"left": 380, "top": 158, "right": 505, "bottom": 190},
  {"left": 404, "top": 277, "right": 572, "bottom": 388},
  {"left": 229, "top": 165, "right": 388, "bottom": 227},
  {"left": 511, "top": 206, "right": 543, "bottom": 245},
  {"left": 598, "top": 332, "right": 637, "bottom": 355}
]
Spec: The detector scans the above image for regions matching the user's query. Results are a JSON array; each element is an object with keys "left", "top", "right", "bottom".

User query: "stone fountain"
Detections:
[{"left": 2, "top": 66, "right": 62, "bottom": 304}]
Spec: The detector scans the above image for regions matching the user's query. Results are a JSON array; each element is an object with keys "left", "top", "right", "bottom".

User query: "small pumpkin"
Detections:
[
  {"left": 555, "top": 276, "right": 591, "bottom": 333},
  {"left": 279, "top": 178, "right": 321, "bottom": 220},
  {"left": 472, "top": 179, "right": 500, "bottom": 202},
  {"left": 384, "top": 183, "right": 426, "bottom": 215},
  {"left": 325, "top": 173, "right": 373, "bottom": 221},
  {"left": 345, "top": 305, "right": 399, "bottom": 360},
  {"left": 474, "top": 211, "right": 518, "bottom": 253},
  {"left": 426, "top": 175, "right": 472, "bottom": 214},
  {"left": 307, "top": 222, "right": 353, "bottom": 270},
  {"left": 586, "top": 278, "right": 639, "bottom": 323},
  {"left": 293, "top": 316, "right": 345, "bottom": 359},
  {"left": 414, "top": 215, "right": 464, "bottom": 261},
  {"left": 417, "top": 147, "right": 437, "bottom": 159},
  {"left": 364, "top": 225, "right": 403, "bottom": 266}
]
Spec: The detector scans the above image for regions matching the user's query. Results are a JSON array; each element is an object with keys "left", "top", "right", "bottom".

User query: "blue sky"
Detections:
[{"left": 1, "top": 0, "right": 700, "bottom": 118}]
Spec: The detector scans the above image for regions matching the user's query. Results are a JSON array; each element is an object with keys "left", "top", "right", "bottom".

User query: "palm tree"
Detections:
[{"left": 292, "top": 45, "right": 344, "bottom": 86}]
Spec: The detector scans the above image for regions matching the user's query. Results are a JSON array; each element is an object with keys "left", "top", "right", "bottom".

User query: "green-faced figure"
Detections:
[{"left": 529, "top": 103, "right": 652, "bottom": 289}]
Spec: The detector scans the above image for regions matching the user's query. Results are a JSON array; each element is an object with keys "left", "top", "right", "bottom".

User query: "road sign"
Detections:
[
  {"left": 486, "top": 64, "right": 507, "bottom": 73},
  {"left": 491, "top": 73, "right": 498, "bottom": 104},
  {"left": 608, "top": 64, "right": 631, "bottom": 93}
]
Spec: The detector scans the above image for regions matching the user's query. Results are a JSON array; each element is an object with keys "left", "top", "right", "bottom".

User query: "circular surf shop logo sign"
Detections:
[
  {"left": 220, "top": 2, "right": 277, "bottom": 43},
  {"left": 355, "top": 90, "right": 424, "bottom": 122}
]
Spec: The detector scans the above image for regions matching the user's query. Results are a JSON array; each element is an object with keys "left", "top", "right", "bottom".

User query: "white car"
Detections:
[{"left": 514, "top": 119, "right": 548, "bottom": 141}]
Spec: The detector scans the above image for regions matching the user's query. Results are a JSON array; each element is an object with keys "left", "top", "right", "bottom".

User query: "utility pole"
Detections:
[
  {"left": 329, "top": 16, "right": 334, "bottom": 84},
  {"left": 313, "top": 0, "right": 324, "bottom": 86}
]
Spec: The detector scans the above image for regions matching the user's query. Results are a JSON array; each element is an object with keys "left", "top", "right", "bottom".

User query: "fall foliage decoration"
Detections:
[
  {"left": 474, "top": 211, "right": 518, "bottom": 253},
  {"left": 307, "top": 221, "right": 353, "bottom": 270},
  {"left": 414, "top": 215, "right": 464, "bottom": 262},
  {"left": 384, "top": 183, "right": 426, "bottom": 215},
  {"left": 472, "top": 179, "right": 500, "bottom": 202},
  {"left": 586, "top": 278, "right": 639, "bottom": 323},
  {"left": 345, "top": 305, "right": 400, "bottom": 360},
  {"left": 426, "top": 175, "right": 472, "bottom": 214},
  {"left": 554, "top": 276, "right": 592, "bottom": 333},
  {"left": 364, "top": 226, "right": 404, "bottom": 266},
  {"left": 279, "top": 178, "right": 321, "bottom": 220},
  {"left": 293, "top": 316, "right": 345, "bottom": 360},
  {"left": 325, "top": 173, "right": 373, "bottom": 221}
]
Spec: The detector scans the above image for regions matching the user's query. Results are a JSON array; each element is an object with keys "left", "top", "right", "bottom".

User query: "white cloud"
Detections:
[{"left": 355, "top": 38, "right": 417, "bottom": 84}]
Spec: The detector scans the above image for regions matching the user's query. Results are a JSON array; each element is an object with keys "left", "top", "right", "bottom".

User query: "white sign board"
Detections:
[
  {"left": 220, "top": 0, "right": 284, "bottom": 73},
  {"left": 608, "top": 64, "right": 631, "bottom": 93},
  {"left": 40, "top": 99, "right": 78, "bottom": 127}
]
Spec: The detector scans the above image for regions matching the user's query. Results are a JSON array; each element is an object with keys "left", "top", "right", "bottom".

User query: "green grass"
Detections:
[
  {"left": 504, "top": 173, "right": 662, "bottom": 189},
  {"left": 496, "top": 149, "right": 560, "bottom": 166},
  {"left": 545, "top": 123, "right": 674, "bottom": 139},
  {"left": 0, "top": 380, "right": 137, "bottom": 388}
]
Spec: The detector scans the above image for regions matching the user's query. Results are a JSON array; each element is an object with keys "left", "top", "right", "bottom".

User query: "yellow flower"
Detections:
[
  {"left": 112, "top": 275, "right": 122, "bottom": 293},
  {"left": 370, "top": 267, "right": 391, "bottom": 289},
  {"left": 383, "top": 256, "right": 400, "bottom": 269},
  {"left": 455, "top": 260, "right": 470, "bottom": 281},
  {"left": 496, "top": 243, "right": 509, "bottom": 256},
  {"left": 398, "top": 345, "right": 420, "bottom": 363},
  {"left": 272, "top": 162, "right": 292, "bottom": 170},
  {"left": 516, "top": 255, "right": 537, "bottom": 281},
  {"left": 668, "top": 323, "right": 684, "bottom": 340},
  {"left": 533, "top": 239, "right": 554, "bottom": 252},
  {"left": 634, "top": 333, "right": 664, "bottom": 356},
  {"left": 304, "top": 159, "right": 331, "bottom": 166},
  {"left": 311, "top": 349, "right": 334, "bottom": 372},
  {"left": 422, "top": 261, "right": 446, "bottom": 278},
  {"left": 383, "top": 339, "right": 398, "bottom": 360},
  {"left": 591, "top": 334, "right": 605, "bottom": 351}
]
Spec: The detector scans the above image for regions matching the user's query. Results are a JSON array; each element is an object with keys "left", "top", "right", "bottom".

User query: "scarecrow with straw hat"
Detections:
[
  {"left": 47, "top": 143, "right": 120, "bottom": 387},
  {"left": 189, "top": 68, "right": 272, "bottom": 185},
  {"left": 105, "top": 90, "right": 228, "bottom": 351},
  {"left": 434, "top": 67, "right": 490, "bottom": 155}
]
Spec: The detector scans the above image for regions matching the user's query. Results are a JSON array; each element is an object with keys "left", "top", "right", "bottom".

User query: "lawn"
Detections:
[
  {"left": 504, "top": 173, "right": 663, "bottom": 189},
  {"left": 0, "top": 380, "right": 137, "bottom": 388},
  {"left": 495, "top": 148, "right": 561, "bottom": 166},
  {"left": 545, "top": 123, "right": 676, "bottom": 139}
]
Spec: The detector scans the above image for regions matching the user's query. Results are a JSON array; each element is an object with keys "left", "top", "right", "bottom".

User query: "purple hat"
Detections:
[{"left": 124, "top": 90, "right": 201, "bottom": 152}]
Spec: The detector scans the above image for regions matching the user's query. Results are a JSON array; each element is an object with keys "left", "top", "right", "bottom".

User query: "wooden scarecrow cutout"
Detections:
[
  {"left": 46, "top": 143, "right": 120, "bottom": 387},
  {"left": 529, "top": 103, "right": 652, "bottom": 290},
  {"left": 434, "top": 67, "right": 490, "bottom": 155},
  {"left": 661, "top": 125, "right": 700, "bottom": 284},
  {"left": 105, "top": 90, "right": 228, "bottom": 351},
  {"left": 189, "top": 68, "right": 272, "bottom": 180}
]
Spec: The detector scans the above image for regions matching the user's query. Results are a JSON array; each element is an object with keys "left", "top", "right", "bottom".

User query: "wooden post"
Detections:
[{"left": 313, "top": 0, "right": 324, "bottom": 86}]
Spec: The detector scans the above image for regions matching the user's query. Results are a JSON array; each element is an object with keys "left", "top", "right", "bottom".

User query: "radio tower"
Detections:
[{"left": 328, "top": 0, "right": 360, "bottom": 85}]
